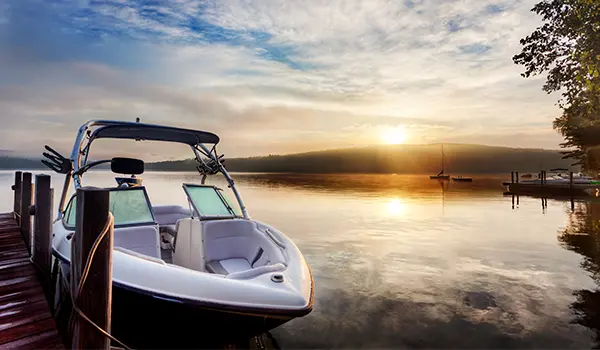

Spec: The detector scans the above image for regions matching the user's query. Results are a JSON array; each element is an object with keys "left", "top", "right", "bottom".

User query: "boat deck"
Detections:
[{"left": 0, "top": 213, "right": 64, "bottom": 349}]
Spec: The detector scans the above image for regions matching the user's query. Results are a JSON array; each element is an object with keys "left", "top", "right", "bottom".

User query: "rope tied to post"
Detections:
[{"left": 68, "top": 212, "right": 133, "bottom": 350}]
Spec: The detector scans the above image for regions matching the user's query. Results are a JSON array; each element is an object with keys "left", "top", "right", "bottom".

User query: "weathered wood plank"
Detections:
[
  {"left": 0, "top": 213, "right": 16, "bottom": 220},
  {"left": 2, "top": 329, "right": 63, "bottom": 349},
  {"left": 0, "top": 210, "right": 64, "bottom": 349},
  {"left": 0, "top": 313, "right": 56, "bottom": 345},
  {"left": 0, "top": 265, "right": 37, "bottom": 281},
  {"left": 0, "top": 299, "right": 53, "bottom": 332},
  {"left": 0, "top": 257, "right": 30, "bottom": 268}
]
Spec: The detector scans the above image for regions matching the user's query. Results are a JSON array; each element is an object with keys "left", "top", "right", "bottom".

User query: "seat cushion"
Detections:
[
  {"left": 206, "top": 258, "right": 251, "bottom": 275},
  {"left": 113, "top": 225, "right": 160, "bottom": 258}
]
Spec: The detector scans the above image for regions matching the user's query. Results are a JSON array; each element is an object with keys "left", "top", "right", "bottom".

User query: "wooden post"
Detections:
[
  {"left": 31, "top": 174, "right": 53, "bottom": 282},
  {"left": 541, "top": 170, "right": 545, "bottom": 187},
  {"left": 20, "top": 172, "right": 33, "bottom": 253},
  {"left": 516, "top": 171, "right": 519, "bottom": 184},
  {"left": 569, "top": 171, "right": 574, "bottom": 189},
  {"left": 544, "top": 170, "right": 547, "bottom": 184},
  {"left": 71, "top": 187, "right": 113, "bottom": 350},
  {"left": 571, "top": 198, "right": 575, "bottom": 211},
  {"left": 511, "top": 171, "right": 514, "bottom": 184},
  {"left": 12, "top": 171, "right": 22, "bottom": 222}
]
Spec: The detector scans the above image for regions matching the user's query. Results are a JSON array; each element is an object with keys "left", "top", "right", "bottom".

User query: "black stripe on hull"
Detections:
[{"left": 111, "top": 285, "right": 292, "bottom": 349}]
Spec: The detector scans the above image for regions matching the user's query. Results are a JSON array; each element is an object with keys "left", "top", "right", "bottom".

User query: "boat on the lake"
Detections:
[
  {"left": 430, "top": 144, "right": 450, "bottom": 180},
  {"left": 47, "top": 120, "right": 314, "bottom": 346},
  {"left": 452, "top": 176, "right": 473, "bottom": 182},
  {"left": 502, "top": 169, "right": 600, "bottom": 197}
]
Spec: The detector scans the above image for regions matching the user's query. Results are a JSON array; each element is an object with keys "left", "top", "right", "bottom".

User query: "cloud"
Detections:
[{"left": 0, "top": 0, "right": 564, "bottom": 159}]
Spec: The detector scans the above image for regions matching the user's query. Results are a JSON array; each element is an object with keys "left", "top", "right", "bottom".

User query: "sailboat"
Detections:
[{"left": 430, "top": 144, "right": 450, "bottom": 180}]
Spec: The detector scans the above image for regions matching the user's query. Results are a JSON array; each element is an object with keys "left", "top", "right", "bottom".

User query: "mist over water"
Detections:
[{"left": 1, "top": 171, "right": 598, "bottom": 348}]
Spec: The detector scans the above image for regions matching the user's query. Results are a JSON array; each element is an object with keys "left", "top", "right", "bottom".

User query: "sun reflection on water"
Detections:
[{"left": 387, "top": 198, "right": 406, "bottom": 215}]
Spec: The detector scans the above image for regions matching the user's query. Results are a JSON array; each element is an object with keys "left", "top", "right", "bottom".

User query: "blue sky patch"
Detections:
[
  {"left": 486, "top": 4, "right": 505, "bottom": 15},
  {"left": 459, "top": 43, "right": 492, "bottom": 55}
]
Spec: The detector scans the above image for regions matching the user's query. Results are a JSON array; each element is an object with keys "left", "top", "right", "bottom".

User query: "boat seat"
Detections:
[
  {"left": 206, "top": 258, "right": 251, "bottom": 275},
  {"left": 172, "top": 218, "right": 205, "bottom": 272},
  {"left": 202, "top": 219, "right": 286, "bottom": 276},
  {"left": 113, "top": 225, "right": 161, "bottom": 258},
  {"left": 153, "top": 205, "right": 190, "bottom": 227}
]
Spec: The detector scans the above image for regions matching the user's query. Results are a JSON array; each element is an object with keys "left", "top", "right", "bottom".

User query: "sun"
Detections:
[{"left": 381, "top": 126, "right": 407, "bottom": 145}]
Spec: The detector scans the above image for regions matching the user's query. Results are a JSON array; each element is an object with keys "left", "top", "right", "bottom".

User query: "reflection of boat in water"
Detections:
[
  {"left": 48, "top": 120, "right": 314, "bottom": 347},
  {"left": 430, "top": 145, "right": 450, "bottom": 180},
  {"left": 452, "top": 176, "right": 473, "bottom": 182}
]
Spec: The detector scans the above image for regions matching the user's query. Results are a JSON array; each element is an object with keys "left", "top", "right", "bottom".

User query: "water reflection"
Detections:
[
  {"left": 559, "top": 201, "right": 600, "bottom": 348},
  {"left": 387, "top": 198, "right": 406, "bottom": 216},
  {"left": 0, "top": 171, "right": 597, "bottom": 348},
  {"left": 232, "top": 173, "right": 502, "bottom": 199}
]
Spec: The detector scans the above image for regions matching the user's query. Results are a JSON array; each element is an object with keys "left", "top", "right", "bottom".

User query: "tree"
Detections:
[{"left": 513, "top": 0, "right": 600, "bottom": 170}]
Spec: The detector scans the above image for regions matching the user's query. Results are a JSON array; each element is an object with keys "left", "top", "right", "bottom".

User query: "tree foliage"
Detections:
[{"left": 513, "top": 0, "right": 600, "bottom": 170}]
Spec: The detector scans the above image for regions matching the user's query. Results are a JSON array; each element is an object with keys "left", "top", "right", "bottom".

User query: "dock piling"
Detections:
[
  {"left": 19, "top": 172, "right": 33, "bottom": 254},
  {"left": 569, "top": 172, "right": 574, "bottom": 189},
  {"left": 31, "top": 174, "right": 53, "bottom": 284},
  {"left": 71, "top": 187, "right": 113, "bottom": 350},
  {"left": 12, "top": 171, "right": 22, "bottom": 223}
]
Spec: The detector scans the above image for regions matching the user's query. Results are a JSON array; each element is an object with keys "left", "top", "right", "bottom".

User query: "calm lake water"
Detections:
[{"left": 1, "top": 170, "right": 599, "bottom": 348}]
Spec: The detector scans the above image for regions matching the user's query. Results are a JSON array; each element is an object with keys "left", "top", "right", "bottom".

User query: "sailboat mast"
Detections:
[{"left": 441, "top": 144, "right": 445, "bottom": 174}]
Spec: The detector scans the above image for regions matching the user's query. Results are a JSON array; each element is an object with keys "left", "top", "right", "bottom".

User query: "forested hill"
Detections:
[
  {"left": 0, "top": 156, "right": 44, "bottom": 170},
  {"left": 148, "top": 144, "right": 577, "bottom": 174}
]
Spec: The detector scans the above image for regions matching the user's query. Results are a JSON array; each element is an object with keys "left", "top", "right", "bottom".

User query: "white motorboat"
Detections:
[{"left": 47, "top": 120, "right": 314, "bottom": 347}]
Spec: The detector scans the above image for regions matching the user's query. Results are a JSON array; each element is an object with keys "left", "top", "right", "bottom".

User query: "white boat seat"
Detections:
[
  {"left": 152, "top": 205, "right": 190, "bottom": 226},
  {"left": 206, "top": 258, "right": 251, "bottom": 275},
  {"left": 202, "top": 219, "right": 286, "bottom": 276},
  {"left": 172, "top": 218, "right": 205, "bottom": 271},
  {"left": 113, "top": 225, "right": 161, "bottom": 258}
]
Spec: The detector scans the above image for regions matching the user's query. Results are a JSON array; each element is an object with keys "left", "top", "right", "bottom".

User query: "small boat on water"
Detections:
[
  {"left": 430, "top": 144, "right": 450, "bottom": 180},
  {"left": 47, "top": 120, "right": 314, "bottom": 347},
  {"left": 452, "top": 176, "right": 473, "bottom": 182}
]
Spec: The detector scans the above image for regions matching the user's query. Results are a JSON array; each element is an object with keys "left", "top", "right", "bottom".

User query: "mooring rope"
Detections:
[{"left": 68, "top": 213, "right": 132, "bottom": 350}]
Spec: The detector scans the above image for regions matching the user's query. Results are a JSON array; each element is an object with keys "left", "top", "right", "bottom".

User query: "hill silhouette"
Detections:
[{"left": 148, "top": 143, "right": 578, "bottom": 174}]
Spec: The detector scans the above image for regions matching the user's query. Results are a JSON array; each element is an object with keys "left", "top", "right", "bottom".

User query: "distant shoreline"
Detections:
[{"left": 0, "top": 143, "right": 578, "bottom": 174}]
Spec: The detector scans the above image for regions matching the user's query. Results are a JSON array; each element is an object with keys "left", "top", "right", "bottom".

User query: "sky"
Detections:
[{"left": 0, "top": 0, "right": 564, "bottom": 160}]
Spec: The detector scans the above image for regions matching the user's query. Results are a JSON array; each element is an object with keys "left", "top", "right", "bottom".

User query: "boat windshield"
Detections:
[
  {"left": 183, "top": 184, "right": 240, "bottom": 219},
  {"left": 63, "top": 187, "right": 156, "bottom": 228}
]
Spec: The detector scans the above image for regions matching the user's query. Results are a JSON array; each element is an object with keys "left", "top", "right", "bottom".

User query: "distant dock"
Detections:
[{"left": 503, "top": 170, "right": 600, "bottom": 197}]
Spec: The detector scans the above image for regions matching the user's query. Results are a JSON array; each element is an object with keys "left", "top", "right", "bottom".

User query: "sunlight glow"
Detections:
[
  {"left": 381, "top": 126, "right": 407, "bottom": 145},
  {"left": 387, "top": 198, "right": 406, "bottom": 216}
]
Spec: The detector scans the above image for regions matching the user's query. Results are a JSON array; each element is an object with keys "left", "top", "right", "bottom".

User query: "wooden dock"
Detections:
[
  {"left": 0, "top": 212, "right": 63, "bottom": 349},
  {"left": 503, "top": 170, "right": 600, "bottom": 197}
]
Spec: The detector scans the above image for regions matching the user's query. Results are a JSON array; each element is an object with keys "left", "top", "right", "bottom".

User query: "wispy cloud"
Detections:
[{"left": 0, "top": 0, "right": 562, "bottom": 158}]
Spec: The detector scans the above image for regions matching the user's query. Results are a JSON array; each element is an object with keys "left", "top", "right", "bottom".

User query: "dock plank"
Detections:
[{"left": 0, "top": 213, "right": 64, "bottom": 349}]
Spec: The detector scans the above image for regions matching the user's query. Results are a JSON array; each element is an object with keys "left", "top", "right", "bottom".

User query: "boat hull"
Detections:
[
  {"left": 111, "top": 285, "right": 292, "bottom": 348},
  {"left": 54, "top": 260, "right": 301, "bottom": 349},
  {"left": 430, "top": 175, "right": 450, "bottom": 180}
]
